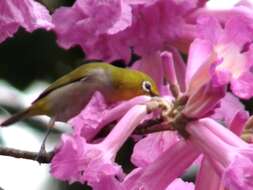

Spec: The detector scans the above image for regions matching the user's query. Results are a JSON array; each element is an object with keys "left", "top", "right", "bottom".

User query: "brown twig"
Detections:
[{"left": 0, "top": 146, "right": 55, "bottom": 163}]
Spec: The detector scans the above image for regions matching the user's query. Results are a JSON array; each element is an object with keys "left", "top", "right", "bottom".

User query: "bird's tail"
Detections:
[{"left": 1, "top": 108, "right": 31, "bottom": 127}]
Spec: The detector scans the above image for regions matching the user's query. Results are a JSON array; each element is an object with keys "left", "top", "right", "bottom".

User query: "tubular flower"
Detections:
[
  {"left": 69, "top": 92, "right": 151, "bottom": 141},
  {"left": 51, "top": 105, "right": 148, "bottom": 186},
  {"left": 123, "top": 141, "right": 200, "bottom": 190},
  {"left": 131, "top": 131, "right": 179, "bottom": 167},
  {"left": 193, "top": 93, "right": 249, "bottom": 190},
  {"left": 188, "top": 119, "right": 253, "bottom": 190},
  {"left": 193, "top": 16, "right": 253, "bottom": 99},
  {"left": 51, "top": 134, "right": 123, "bottom": 183}
]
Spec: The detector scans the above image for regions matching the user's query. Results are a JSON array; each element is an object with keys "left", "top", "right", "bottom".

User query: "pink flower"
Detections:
[
  {"left": 68, "top": 91, "right": 108, "bottom": 141},
  {"left": 166, "top": 178, "right": 195, "bottom": 190},
  {"left": 126, "top": 49, "right": 225, "bottom": 189},
  {"left": 191, "top": 0, "right": 253, "bottom": 24},
  {"left": 131, "top": 131, "right": 179, "bottom": 167},
  {"left": 163, "top": 47, "right": 187, "bottom": 91},
  {"left": 51, "top": 105, "right": 148, "bottom": 186},
  {"left": 160, "top": 50, "right": 226, "bottom": 119},
  {"left": 121, "top": 0, "right": 198, "bottom": 56},
  {"left": 52, "top": 0, "right": 199, "bottom": 61},
  {"left": 211, "top": 92, "right": 249, "bottom": 136},
  {"left": 91, "top": 176, "right": 122, "bottom": 190},
  {"left": 51, "top": 134, "right": 122, "bottom": 183},
  {"left": 90, "top": 172, "right": 195, "bottom": 190},
  {"left": 69, "top": 92, "right": 151, "bottom": 141},
  {"left": 182, "top": 80, "right": 225, "bottom": 118},
  {"left": 0, "top": 0, "right": 53, "bottom": 43},
  {"left": 187, "top": 118, "right": 253, "bottom": 190},
  {"left": 52, "top": 0, "right": 132, "bottom": 61},
  {"left": 212, "top": 93, "right": 249, "bottom": 127},
  {"left": 194, "top": 16, "right": 253, "bottom": 99},
  {"left": 185, "top": 38, "right": 214, "bottom": 94},
  {"left": 195, "top": 158, "right": 224, "bottom": 190},
  {"left": 123, "top": 140, "right": 200, "bottom": 190},
  {"left": 194, "top": 92, "right": 249, "bottom": 190}
]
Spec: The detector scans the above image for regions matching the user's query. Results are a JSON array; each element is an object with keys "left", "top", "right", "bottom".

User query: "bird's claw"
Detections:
[{"left": 36, "top": 144, "right": 47, "bottom": 163}]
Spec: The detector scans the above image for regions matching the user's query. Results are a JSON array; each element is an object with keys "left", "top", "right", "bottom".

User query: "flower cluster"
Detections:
[{"left": 1, "top": 0, "right": 253, "bottom": 189}]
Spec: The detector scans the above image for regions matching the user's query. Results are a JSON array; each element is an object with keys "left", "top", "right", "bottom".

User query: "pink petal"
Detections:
[
  {"left": 167, "top": 47, "right": 187, "bottom": 91},
  {"left": 107, "top": 1, "right": 132, "bottom": 35},
  {"left": 229, "top": 111, "right": 249, "bottom": 136},
  {"left": 166, "top": 178, "right": 195, "bottom": 190},
  {"left": 212, "top": 92, "right": 249, "bottom": 128},
  {"left": 69, "top": 93, "right": 150, "bottom": 142},
  {"left": 195, "top": 158, "right": 223, "bottom": 190},
  {"left": 131, "top": 131, "right": 179, "bottom": 167},
  {"left": 187, "top": 118, "right": 253, "bottom": 190},
  {"left": 194, "top": 16, "right": 253, "bottom": 99},
  {"left": 223, "top": 154, "right": 253, "bottom": 190},
  {"left": 0, "top": 0, "right": 53, "bottom": 43},
  {"left": 102, "top": 105, "right": 148, "bottom": 151},
  {"left": 196, "top": 16, "right": 223, "bottom": 44},
  {"left": 231, "top": 72, "right": 253, "bottom": 99},
  {"left": 68, "top": 92, "right": 108, "bottom": 141},
  {"left": 101, "top": 96, "right": 151, "bottom": 126},
  {"left": 161, "top": 52, "right": 178, "bottom": 87},
  {"left": 90, "top": 176, "right": 122, "bottom": 190},
  {"left": 183, "top": 81, "right": 225, "bottom": 118},
  {"left": 50, "top": 135, "right": 87, "bottom": 183},
  {"left": 186, "top": 39, "right": 213, "bottom": 93},
  {"left": 52, "top": 104, "right": 148, "bottom": 186},
  {"left": 223, "top": 16, "right": 253, "bottom": 47},
  {"left": 51, "top": 134, "right": 122, "bottom": 184},
  {"left": 52, "top": 0, "right": 198, "bottom": 60},
  {"left": 124, "top": 141, "right": 200, "bottom": 190},
  {"left": 52, "top": 0, "right": 131, "bottom": 61}
]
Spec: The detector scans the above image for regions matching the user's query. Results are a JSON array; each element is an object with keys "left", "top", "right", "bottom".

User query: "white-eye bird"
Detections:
[{"left": 1, "top": 62, "right": 159, "bottom": 158}]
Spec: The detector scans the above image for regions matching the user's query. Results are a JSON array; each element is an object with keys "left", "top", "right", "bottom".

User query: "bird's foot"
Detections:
[{"left": 36, "top": 143, "right": 47, "bottom": 164}]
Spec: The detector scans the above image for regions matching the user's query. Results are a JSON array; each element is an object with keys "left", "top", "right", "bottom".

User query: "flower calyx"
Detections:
[{"left": 144, "top": 96, "right": 192, "bottom": 138}]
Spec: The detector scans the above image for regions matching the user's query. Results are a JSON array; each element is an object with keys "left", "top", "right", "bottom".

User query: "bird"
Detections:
[{"left": 1, "top": 62, "right": 159, "bottom": 159}]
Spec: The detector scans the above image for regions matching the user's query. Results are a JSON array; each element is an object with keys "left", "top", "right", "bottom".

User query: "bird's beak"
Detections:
[{"left": 150, "top": 90, "right": 160, "bottom": 97}]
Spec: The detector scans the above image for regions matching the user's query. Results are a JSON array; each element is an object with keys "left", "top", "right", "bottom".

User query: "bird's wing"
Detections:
[{"left": 32, "top": 67, "right": 89, "bottom": 104}]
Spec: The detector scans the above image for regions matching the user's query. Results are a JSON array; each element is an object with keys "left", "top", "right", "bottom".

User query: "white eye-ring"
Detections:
[{"left": 142, "top": 81, "right": 152, "bottom": 93}]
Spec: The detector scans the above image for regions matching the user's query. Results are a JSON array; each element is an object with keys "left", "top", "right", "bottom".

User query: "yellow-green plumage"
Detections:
[{"left": 1, "top": 62, "right": 159, "bottom": 126}]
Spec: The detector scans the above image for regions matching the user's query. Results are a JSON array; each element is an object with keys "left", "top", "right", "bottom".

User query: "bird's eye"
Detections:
[{"left": 142, "top": 81, "right": 152, "bottom": 93}]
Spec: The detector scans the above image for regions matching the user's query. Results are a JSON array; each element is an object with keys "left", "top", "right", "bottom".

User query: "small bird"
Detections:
[{"left": 1, "top": 62, "right": 159, "bottom": 158}]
